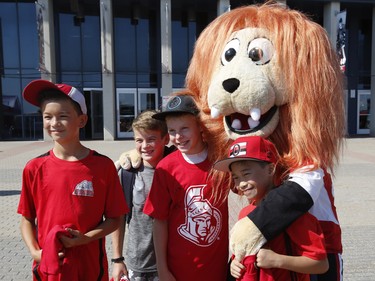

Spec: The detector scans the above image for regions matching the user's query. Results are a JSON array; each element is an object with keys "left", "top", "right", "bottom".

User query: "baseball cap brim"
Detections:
[
  {"left": 23, "top": 80, "right": 60, "bottom": 107},
  {"left": 153, "top": 95, "right": 199, "bottom": 120},
  {"left": 153, "top": 110, "right": 195, "bottom": 120},
  {"left": 213, "top": 157, "right": 266, "bottom": 172}
]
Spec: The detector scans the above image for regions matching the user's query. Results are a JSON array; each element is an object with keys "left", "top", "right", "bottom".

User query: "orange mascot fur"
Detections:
[{"left": 185, "top": 2, "right": 345, "bottom": 278}]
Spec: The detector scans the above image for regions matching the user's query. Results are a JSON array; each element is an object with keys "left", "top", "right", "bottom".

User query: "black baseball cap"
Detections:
[{"left": 153, "top": 95, "right": 200, "bottom": 120}]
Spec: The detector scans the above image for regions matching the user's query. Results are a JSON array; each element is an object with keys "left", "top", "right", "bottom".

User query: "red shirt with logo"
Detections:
[
  {"left": 144, "top": 150, "right": 229, "bottom": 281},
  {"left": 18, "top": 149, "right": 128, "bottom": 280}
]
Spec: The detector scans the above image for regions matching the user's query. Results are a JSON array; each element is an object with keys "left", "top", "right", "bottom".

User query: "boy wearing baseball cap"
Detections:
[
  {"left": 214, "top": 136, "right": 328, "bottom": 281},
  {"left": 17, "top": 80, "right": 128, "bottom": 280},
  {"left": 143, "top": 92, "right": 229, "bottom": 281}
]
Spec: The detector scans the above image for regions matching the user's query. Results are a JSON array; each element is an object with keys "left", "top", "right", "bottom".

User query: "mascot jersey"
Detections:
[
  {"left": 143, "top": 150, "right": 229, "bottom": 281},
  {"left": 287, "top": 167, "right": 342, "bottom": 254},
  {"left": 238, "top": 204, "right": 327, "bottom": 281},
  {"left": 17, "top": 149, "right": 128, "bottom": 281},
  {"left": 249, "top": 167, "right": 342, "bottom": 255}
]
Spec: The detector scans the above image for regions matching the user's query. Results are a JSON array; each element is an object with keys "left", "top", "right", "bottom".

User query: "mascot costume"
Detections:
[
  {"left": 118, "top": 3, "right": 345, "bottom": 280},
  {"left": 185, "top": 3, "right": 345, "bottom": 280}
]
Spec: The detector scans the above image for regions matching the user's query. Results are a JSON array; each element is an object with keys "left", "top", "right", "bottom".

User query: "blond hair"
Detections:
[{"left": 132, "top": 110, "right": 168, "bottom": 137}]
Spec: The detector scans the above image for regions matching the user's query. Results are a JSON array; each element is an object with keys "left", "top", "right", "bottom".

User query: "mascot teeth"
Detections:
[
  {"left": 247, "top": 117, "right": 260, "bottom": 129},
  {"left": 210, "top": 106, "right": 220, "bottom": 119},
  {"left": 250, "top": 108, "right": 261, "bottom": 121},
  {"left": 231, "top": 119, "right": 242, "bottom": 130}
]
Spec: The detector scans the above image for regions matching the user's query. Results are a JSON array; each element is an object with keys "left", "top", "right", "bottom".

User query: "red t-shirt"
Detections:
[
  {"left": 144, "top": 150, "right": 229, "bottom": 281},
  {"left": 237, "top": 203, "right": 327, "bottom": 281},
  {"left": 18, "top": 150, "right": 128, "bottom": 280}
]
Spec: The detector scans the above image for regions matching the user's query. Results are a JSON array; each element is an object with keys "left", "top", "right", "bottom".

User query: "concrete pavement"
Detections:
[{"left": 1, "top": 137, "right": 374, "bottom": 280}]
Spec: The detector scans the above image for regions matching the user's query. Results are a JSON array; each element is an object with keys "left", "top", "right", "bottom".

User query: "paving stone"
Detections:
[{"left": 0, "top": 138, "right": 374, "bottom": 280}]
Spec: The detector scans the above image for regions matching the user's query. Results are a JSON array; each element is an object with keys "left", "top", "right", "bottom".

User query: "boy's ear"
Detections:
[
  {"left": 163, "top": 133, "right": 170, "bottom": 145},
  {"left": 268, "top": 163, "right": 276, "bottom": 176},
  {"left": 79, "top": 114, "right": 88, "bottom": 128}
]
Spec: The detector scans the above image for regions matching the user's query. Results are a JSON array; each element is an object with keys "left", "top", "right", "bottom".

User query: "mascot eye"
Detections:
[
  {"left": 247, "top": 38, "right": 274, "bottom": 65},
  {"left": 221, "top": 39, "right": 240, "bottom": 66}
]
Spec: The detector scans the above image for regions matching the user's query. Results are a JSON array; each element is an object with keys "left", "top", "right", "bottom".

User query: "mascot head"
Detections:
[{"left": 186, "top": 3, "right": 345, "bottom": 174}]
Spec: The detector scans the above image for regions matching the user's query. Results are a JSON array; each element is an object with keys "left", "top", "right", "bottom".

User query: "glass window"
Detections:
[
  {"left": 114, "top": 17, "right": 136, "bottom": 88},
  {"left": 81, "top": 16, "right": 101, "bottom": 87},
  {"left": 172, "top": 20, "right": 196, "bottom": 88},
  {"left": 19, "top": 3, "right": 39, "bottom": 70},
  {"left": 114, "top": 12, "right": 156, "bottom": 88},
  {"left": 0, "top": 3, "right": 20, "bottom": 68},
  {"left": 357, "top": 90, "right": 370, "bottom": 134},
  {"left": 59, "top": 13, "right": 82, "bottom": 82},
  {"left": 58, "top": 13, "right": 101, "bottom": 88},
  {"left": 0, "top": 2, "right": 40, "bottom": 140}
]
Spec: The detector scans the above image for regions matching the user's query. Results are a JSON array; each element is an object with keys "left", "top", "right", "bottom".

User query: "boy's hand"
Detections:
[
  {"left": 112, "top": 262, "right": 128, "bottom": 281},
  {"left": 59, "top": 228, "right": 88, "bottom": 248},
  {"left": 31, "top": 249, "right": 42, "bottom": 263},
  {"left": 116, "top": 149, "right": 142, "bottom": 170},
  {"left": 256, "top": 248, "right": 279, "bottom": 269},
  {"left": 230, "top": 258, "right": 245, "bottom": 279}
]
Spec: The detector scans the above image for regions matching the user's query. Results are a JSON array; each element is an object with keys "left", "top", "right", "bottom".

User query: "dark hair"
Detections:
[
  {"left": 229, "top": 160, "right": 270, "bottom": 172},
  {"left": 38, "top": 89, "right": 84, "bottom": 115}
]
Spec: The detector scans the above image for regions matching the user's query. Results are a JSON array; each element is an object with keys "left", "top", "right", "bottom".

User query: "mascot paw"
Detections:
[
  {"left": 230, "top": 217, "right": 267, "bottom": 260},
  {"left": 118, "top": 149, "right": 142, "bottom": 170}
]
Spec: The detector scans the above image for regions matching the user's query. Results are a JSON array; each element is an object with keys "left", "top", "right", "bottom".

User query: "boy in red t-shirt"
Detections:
[
  {"left": 17, "top": 80, "right": 128, "bottom": 280},
  {"left": 213, "top": 136, "right": 328, "bottom": 281},
  {"left": 143, "top": 92, "right": 229, "bottom": 281}
]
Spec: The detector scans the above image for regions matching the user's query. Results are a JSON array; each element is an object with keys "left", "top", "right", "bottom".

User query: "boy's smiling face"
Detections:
[
  {"left": 166, "top": 114, "right": 205, "bottom": 155},
  {"left": 230, "top": 160, "right": 274, "bottom": 204},
  {"left": 133, "top": 128, "right": 169, "bottom": 168},
  {"left": 41, "top": 99, "right": 87, "bottom": 144}
]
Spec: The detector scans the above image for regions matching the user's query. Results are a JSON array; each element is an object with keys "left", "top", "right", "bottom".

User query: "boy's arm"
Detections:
[
  {"left": 60, "top": 216, "right": 121, "bottom": 248},
  {"left": 256, "top": 248, "right": 329, "bottom": 274},
  {"left": 20, "top": 216, "right": 42, "bottom": 263},
  {"left": 111, "top": 216, "right": 128, "bottom": 280},
  {"left": 153, "top": 219, "right": 176, "bottom": 281}
]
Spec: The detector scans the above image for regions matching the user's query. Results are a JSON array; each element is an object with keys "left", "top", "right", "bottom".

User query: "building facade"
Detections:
[{"left": 0, "top": 0, "right": 374, "bottom": 140}]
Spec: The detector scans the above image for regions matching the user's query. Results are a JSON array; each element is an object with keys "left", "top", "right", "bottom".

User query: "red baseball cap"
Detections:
[
  {"left": 23, "top": 79, "right": 87, "bottom": 114},
  {"left": 213, "top": 136, "right": 278, "bottom": 172}
]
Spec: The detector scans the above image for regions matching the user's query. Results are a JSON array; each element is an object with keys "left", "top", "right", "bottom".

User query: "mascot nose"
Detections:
[{"left": 222, "top": 78, "right": 240, "bottom": 94}]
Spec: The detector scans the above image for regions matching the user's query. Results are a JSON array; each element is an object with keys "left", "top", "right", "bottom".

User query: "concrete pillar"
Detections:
[
  {"left": 217, "top": 0, "right": 230, "bottom": 15},
  {"left": 323, "top": 2, "right": 340, "bottom": 48},
  {"left": 36, "top": 0, "right": 56, "bottom": 140},
  {"left": 370, "top": 6, "right": 375, "bottom": 136},
  {"left": 100, "top": 0, "right": 116, "bottom": 140},
  {"left": 160, "top": 0, "right": 172, "bottom": 98},
  {"left": 37, "top": 0, "right": 56, "bottom": 82}
]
